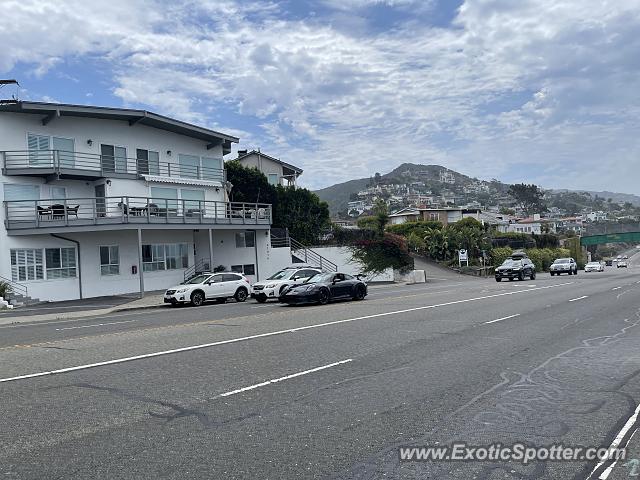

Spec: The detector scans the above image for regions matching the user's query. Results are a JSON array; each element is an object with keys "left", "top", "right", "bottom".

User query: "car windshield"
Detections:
[
  {"left": 501, "top": 259, "right": 522, "bottom": 267},
  {"left": 554, "top": 259, "right": 571, "bottom": 264},
  {"left": 587, "top": 262, "right": 599, "bottom": 266},
  {"left": 185, "top": 274, "right": 211, "bottom": 284},
  {"left": 267, "top": 269, "right": 294, "bottom": 280},
  {"left": 305, "top": 273, "right": 335, "bottom": 283}
]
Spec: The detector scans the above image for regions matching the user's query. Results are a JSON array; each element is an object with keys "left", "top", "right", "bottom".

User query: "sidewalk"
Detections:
[{"left": 0, "top": 291, "right": 167, "bottom": 325}]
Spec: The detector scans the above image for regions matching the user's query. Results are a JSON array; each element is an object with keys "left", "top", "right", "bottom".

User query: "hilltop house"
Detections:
[
  {"left": 0, "top": 101, "right": 279, "bottom": 302},
  {"left": 389, "top": 207, "right": 481, "bottom": 225},
  {"left": 234, "top": 150, "right": 302, "bottom": 187}
]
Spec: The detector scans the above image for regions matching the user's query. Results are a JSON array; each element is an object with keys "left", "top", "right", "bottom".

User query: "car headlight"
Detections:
[
  {"left": 265, "top": 284, "right": 277, "bottom": 289},
  {"left": 175, "top": 287, "right": 189, "bottom": 293}
]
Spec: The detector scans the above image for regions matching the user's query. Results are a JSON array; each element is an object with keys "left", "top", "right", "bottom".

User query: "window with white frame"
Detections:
[
  {"left": 136, "top": 149, "right": 160, "bottom": 175},
  {"left": 10, "top": 249, "right": 44, "bottom": 281},
  {"left": 100, "top": 246, "right": 120, "bottom": 275},
  {"left": 142, "top": 243, "right": 189, "bottom": 272},
  {"left": 45, "top": 247, "right": 77, "bottom": 279},
  {"left": 235, "top": 231, "right": 256, "bottom": 248}
]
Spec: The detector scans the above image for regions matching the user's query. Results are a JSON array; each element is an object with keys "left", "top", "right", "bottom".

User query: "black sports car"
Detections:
[{"left": 279, "top": 272, "right": 368, "bottom": 305}]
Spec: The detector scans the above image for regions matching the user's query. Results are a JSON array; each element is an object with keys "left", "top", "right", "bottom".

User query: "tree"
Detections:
[
  {"left": 226, "top": 161, "right": 330, "bottom": 245},
  {"left": 508, "top": 183, "right": 547, "bottom": 216},
  {"left": 273, "top": 186, "right": 330, "bottom": 245},
  {"left": 372, "top": 200, "right": 389, "bottom": 237},
  {"left": 350, "top": 233, "right": 413, "bottom": 276}
]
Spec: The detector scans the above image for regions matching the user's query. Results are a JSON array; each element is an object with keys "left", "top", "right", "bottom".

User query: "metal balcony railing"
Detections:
[
  {"left": 1, "top": 150, "right": 225, "bottom": 182},
  {"left": 4, "top": 196, "right": 271, "bottom": 230}
]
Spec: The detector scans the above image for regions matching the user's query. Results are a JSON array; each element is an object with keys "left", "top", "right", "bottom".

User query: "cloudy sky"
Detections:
[{"left": 2, "top": 0, "right": 640, "bottom": 193}]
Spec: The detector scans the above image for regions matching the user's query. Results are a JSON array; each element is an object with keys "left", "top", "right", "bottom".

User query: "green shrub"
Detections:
[
  {"left": 490, "top": 247, "right": 513, "bottom": 267},
  {"left": 386, "top": 220, "right": 443, "bottom": 237},
  {"left": 0, "top": 281, "right": 12, "bottom": 299},
  {"left": 350, "top": 233, "right": 414, "bottom": 275}
]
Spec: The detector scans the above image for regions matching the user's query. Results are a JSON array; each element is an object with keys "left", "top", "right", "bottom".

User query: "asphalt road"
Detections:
[{"left": 1, "top": 253, "right": 639, "bottom": 479}]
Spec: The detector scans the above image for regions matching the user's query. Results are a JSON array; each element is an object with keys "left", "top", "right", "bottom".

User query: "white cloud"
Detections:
[{"left": 2, "top": 0, "right": 640, "bottom": 193}]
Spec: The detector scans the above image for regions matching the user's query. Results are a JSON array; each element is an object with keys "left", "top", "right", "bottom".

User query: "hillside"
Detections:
[
  {"left": 314, "top": 163, "right": 640, "bottom": 217},
  {"left": 314, "top": 163, "right": 501, "bottom": 214}
]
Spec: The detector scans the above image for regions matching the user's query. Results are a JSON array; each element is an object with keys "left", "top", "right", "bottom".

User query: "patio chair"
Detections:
[
  {"left": 37, "top": 206, "right": 52, "bottom": 219},
  {"left": 66, "top": 205, "right": 79, "bottom": 218},
  {"left": 50, "top": 204, "right": 65, "bottom": 219}
]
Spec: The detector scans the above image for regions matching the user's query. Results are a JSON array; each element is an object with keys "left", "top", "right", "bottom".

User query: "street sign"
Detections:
[{"left": 459, "top": 249, "right": 468, "bottom": 261}]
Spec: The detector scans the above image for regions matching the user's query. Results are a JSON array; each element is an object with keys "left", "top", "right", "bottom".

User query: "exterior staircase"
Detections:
[
  {"left": 270, "top": 234, "right": 337, "bottom": 272},
  {"left": 183, "top": 258, "right": 212, "bottom": 282},
  {"left": 0, "top": 275, "right": 37, "bottom": 307}
]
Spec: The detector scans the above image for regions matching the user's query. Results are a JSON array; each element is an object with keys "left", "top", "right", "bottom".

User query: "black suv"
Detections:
[{"left": 495, "top": 253, "right": 536, "bottom": 282}]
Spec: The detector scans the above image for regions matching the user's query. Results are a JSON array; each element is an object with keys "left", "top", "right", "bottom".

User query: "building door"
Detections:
[
  {"left": 52, "top": 137, "right": 75, "bottom": 168},
  {"left": 95, "top": 184, "right": 106, "bottom": 217}
]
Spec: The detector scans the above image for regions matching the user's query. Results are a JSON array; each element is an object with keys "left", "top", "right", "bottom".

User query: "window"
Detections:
[
  {"left": 52, "top": 137, "right": 75, "bottom": 168},
  {"left": 100, "top": 246, "right": 119, "bottom": 275},
  {"left": 429, "top": 213, "right": 439, "bottom": 221},
  {"left": 150, "top": 187, "right": 178, "bottom": 211},
  {"left": 181, "top": 189, "right": 205, "bottom": 212},
  {"left": 178, "top": 154, "right": 200, "bottom": 178},
  {"left": 267, "top": 173, "right": 279, "bottom": 185},
  {"left": 49, "top": 186, "right": 66, "bottom": 200},
  {"left": 136, "top": 149, "right": 160, "bottom": 175},
  {"left": 231, "top": 264, "right": 255, "bottom": 275},
  {"left": 101, "top": 144, "right": 127, "bottom": 173},
  {"left": 27, "top": 133, "right": 50, "bottom": 166},
  {"left": 142, "top": 244, "right": 166, "bottom": 272},
  {"left": 142, "top": 243, "right": 189, "bottom": 272},
  {"left": 10, "top": 249, "right": 43, "bottom": 281},
  {"left": 222, "top": 273, "right": 243, "bottom": 282},
  {"left": 45, "top": 247, "right": 77, "bottom": 279},
  {"left": 165, "top": 243, "right": 189, "bottom": 270},
  {"left": 3, "top": 184, "right": 40, "bottom": 201},
  {"left": 201, "top": 157, "right": 223, "bottom": 181},
  {"left": 235, "top": 231, "right": 256, "bottom": 248}
]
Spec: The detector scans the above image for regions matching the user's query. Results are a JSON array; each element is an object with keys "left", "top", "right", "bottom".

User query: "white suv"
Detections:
[
  {"left": 164, "top": 272, "right": 251, "bottom": 307},
  {"left": 251, "top": 266, "right": 321, "bottom": 303}
]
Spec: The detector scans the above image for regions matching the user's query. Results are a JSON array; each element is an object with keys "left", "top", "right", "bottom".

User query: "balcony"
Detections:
[
  {"left": 4, "top": 196, "right": 271, "bottom": 234},
  {"left": 1, "top": 150, "right": 225, "bottom": 183}
]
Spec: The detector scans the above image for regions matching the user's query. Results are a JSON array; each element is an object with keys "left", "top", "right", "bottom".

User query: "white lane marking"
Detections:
[
  {"left": 568, "top": 295, "right": 589, "bottom": 302},
  {"left": 586, "top": 402, "right": 640, "bottom": 479},
  {"left": 55, "top": 320, "right": 136, "bottom": 331},
  {"left": 0, "top": 282, "right": 574, "bottom": 384},
  {"left": 484, "top": 314, "right": 521, "bottom": 324},
  {"left": 611, "top": 287, "right": 622, "bottom": 291},
  {"left": 218, "top": 359, "right": 352, "bottom": 398}
]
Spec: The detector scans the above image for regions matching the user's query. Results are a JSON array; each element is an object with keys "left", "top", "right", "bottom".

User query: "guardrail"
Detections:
[
  {"left": 4, "top": 196, "right": 272, "bottom": 230},
  {"left": 2, "top": 150, "right": 225, "bottom": 182},
  {"left": 0, "top": 274, "right": 28, "bottom": 302}
]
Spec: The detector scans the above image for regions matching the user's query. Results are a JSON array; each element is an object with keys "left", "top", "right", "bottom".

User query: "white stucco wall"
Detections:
[{"left": 309, "top": 246, "right": 394, "bottom": 282}]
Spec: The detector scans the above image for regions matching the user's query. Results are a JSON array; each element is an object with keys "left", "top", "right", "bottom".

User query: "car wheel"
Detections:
[
  {"left": 190, "top": 291, "right": 204, "bottom": 307},
  {"left": 574, "top": 268, "right": 578, "bottom": 275},
  {"left": 234, "top": 288, "right": 248, "bottom": 302},
  {"left": 495, "top": 277, "right": 502, "bottom": 282},
  {"left": 318, "top": 288, "right": 330, "bottom": 305},
  {"left": 256, "top": 297, "right": 267, "bottom": 304},
  {"left": 531, "top": 271, "right": 536, "bottom": 280},
  {"left": 353, "top": 285, "right": 366, "bottom": 300}
]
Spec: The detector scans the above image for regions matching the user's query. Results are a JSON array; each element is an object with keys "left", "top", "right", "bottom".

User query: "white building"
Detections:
[
  {"left": 0, "top": 101, "right": 279, "bottom": 302},
  {"left": 234, "top": 150, "right": 302, "bottom": 187}
]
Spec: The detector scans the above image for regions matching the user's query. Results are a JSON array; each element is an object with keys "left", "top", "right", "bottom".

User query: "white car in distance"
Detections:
[
  {"left": 164, "top": 272, "right": 251, "bottom": 307},
  {"left": 584, "top": 261, "right": 604, "bottom": 272},
  {"left": 251, "top": 266, "right": 322, "bottom": 303}
]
